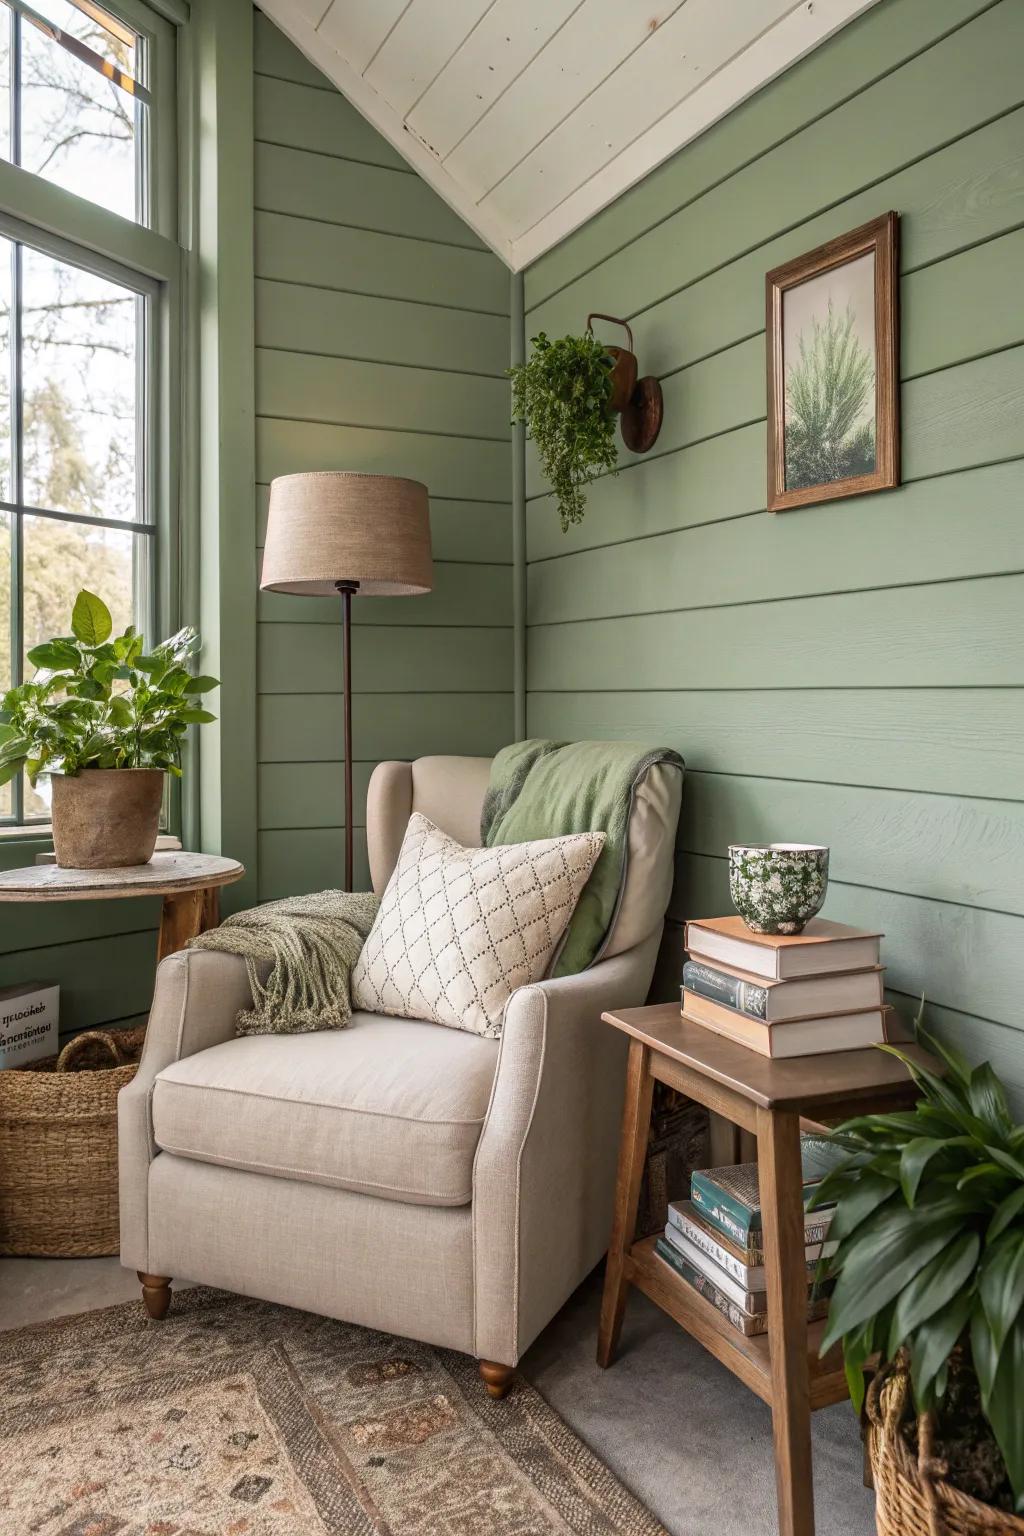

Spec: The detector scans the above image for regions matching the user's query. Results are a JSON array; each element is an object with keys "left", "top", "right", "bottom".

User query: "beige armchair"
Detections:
[{"left": 119, "top": 753, "right": 682, "bottom": 1396}]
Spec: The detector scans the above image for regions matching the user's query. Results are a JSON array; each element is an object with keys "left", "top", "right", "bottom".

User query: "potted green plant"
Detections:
[
  {"left": 0, "top": 589, "right": 219, "bottom": 869},
  {"left": 509, "top": 330, "right": 621, "bottom": 532},
  {"left": 812, "top": 1007, "right": 1024, "bottom": 1530}
]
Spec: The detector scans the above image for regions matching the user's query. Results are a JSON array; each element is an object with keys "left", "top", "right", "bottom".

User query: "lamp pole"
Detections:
[{"left": 336, "top": 579, "right": 359, "bottom": 891}]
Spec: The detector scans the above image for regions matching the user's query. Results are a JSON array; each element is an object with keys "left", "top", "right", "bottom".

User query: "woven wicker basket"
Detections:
[
  {"left": 0, "top": 1025, "right": 146, "bottom": 1257},
  {"left": 867, "top": 1361, "right": 1024, "bottom": 1536}
]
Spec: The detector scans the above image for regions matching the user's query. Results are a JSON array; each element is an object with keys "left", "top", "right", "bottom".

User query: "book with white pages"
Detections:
[
  {"left": 682, "top": 956, "right": 884, "bottom": 1021},
  {"left": 682, "top": 989, "right": 891, "bottom": 1057},
  {"left": 684, "top": 915, "right": 882, "bottom": 980}
]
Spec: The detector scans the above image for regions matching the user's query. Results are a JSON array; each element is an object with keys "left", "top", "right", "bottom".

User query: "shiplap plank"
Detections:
[
  {"left": 255, "top": 279, "right": 509, "bottom": 376},
  {"left": 255, "top": 143, "right": 485, "bottom": 249},
  {"left": 254, "top": 73, "right": 407, "bottom": 169},
  {"left": 259, "top": 828, "right": 370, "bottom": 901},
  {"left": 529, "top": 574, "right": 1024, "bottom": 691},
  {"left": 524, "top": 0, "right": 995, "bottom": 304},
  {"left": 528, "top": 463, "right": 1024, "bottom": 624},
  {"left": 364, "top": 0, "right": 493, "bottom": 120},
  {"left": 677, "top": 851, "right": 1024, "bottom": 1031},
  {"left": 903, "top": 346, "right": 1024, "bottom": 480},
  {"left": 255, "top": 349, "right": 508, "bottom": 441},
  {"left": 316, "top": 0, "right": 408, "bottom": 76},
  {"left": 680, "top": 773, "right": 1024, "bottom": 916},
  {"left": 258, "top": 560, "right": 512, "bottom": 627},
  {"left": 487, "top": 0, "right": 790, "bottom": 235},
  {"left": 0, "top": 930, "right": 158, "bottom": 1035},
  {"left": 409, "top": 0, "right": 580, "bottom": 164},
  {"left": 255, "top": 10, "right": 331, "bottom": 90},
  {"left": 524, "top": 2, "right": 1024, "bottom": 323},
  {"left": 526, "top": 689, "right": 1024, "bottom": 803},
  {"left": 0, "top": 898, "right": 160, "bottom": 956},
  {"left": 258, "top": 622, "right": 512, "bottom": 695},
  {"left": 529, "top": 116, "right": 1024, "bottom": 376},
  {"left": 255, "top": 212, "right": 509, "bottom": 314},
  {"left": 258, "top": 691, "right": 513, "bottom": 763},
  {"left": 256, "top": 419, "right": 510, "bottom": 504},
  {"left": 260, "top": 761, "right": 377, "bottom": 830},
  {"left": 255, "top": 486, "right": 511, "bottom": 564}
]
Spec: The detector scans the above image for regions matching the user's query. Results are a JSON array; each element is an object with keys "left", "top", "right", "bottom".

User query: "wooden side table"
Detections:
[
  {"left": 0, "top": 851, "right": 244, "bottom": 960},
  {"left": 597, "top": 1004, "right": 928, "bottom": 1536}
]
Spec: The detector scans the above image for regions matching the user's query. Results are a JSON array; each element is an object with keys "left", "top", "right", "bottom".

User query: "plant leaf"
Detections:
[
  {"left": 819, "top": 1170, "right": 896, "bottom": 1241},
  {"left": 899, "top": 1138, "right": 951, "bottom": 1207},
  {"left": 71, "top": 589, "right": 112, "bottom": 646},
  {"left": 887, "top": 1230, "right": 979, "bottom": 1357},
  {"left": 27, "top": 639, "right": 79, "bottom": 671},
  {"left": 183, "top": 674, "right": 220, "bottom": 694},
  {"left": 979, "top": 1232, "right": 1024, "bottom": 1356},
  {"left": 967, "top": 1060, "right": 1013, "bottom": 1137},
  {"left": 985, "top": 1311, "right": 1024, "bottom": 1511},
  {"left": 988, "top": 1186, "right": 1024, "bottom": 1243},
  {"left": 821, "top": 1205, "right": 966, "bottom": 1353},
  {"left": 909, "top": 1289, "right": 974, "bottom": 1405}
]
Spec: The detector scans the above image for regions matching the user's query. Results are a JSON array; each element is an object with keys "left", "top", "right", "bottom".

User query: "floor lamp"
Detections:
[{"left": 260, "top": 472, "right": 432, "bottom": 890}]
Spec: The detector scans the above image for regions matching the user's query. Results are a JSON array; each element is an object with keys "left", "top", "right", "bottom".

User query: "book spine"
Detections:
[
  {"left": 687, "top": 1185, "right": 836, "bottom": 1255},
  {"left": 682, "top": 960, "right": 769, "bottom": 1020},
  {"left": 655, "top": 1239, "right": 762, "bottom": 1336},
  {"left": 667, "top": 1207, "right": 750, "bottom": 1286}
]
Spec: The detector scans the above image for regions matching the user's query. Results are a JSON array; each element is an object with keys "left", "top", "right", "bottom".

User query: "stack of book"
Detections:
[
  {"left": 681, "top": 915, "right": 888, "bottom": 1058},
  {"left": 654, "top": 1137, "right": 840, "bottom": 1337}
]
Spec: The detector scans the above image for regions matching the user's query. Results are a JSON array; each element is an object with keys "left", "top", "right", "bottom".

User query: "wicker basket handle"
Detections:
[{"left": 55, "top": 1030, "right": 124, "bottom": 1072}]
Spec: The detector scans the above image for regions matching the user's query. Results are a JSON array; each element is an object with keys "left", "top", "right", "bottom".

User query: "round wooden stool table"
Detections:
[{"left": 0, "top": 851, "right": 245, "bottom": 960}]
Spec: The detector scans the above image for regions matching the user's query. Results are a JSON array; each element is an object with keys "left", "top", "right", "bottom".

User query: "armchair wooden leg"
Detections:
[
  {"left": 478, "top": 1360, "right": 514, "bottom": 1399},
  {"left": 138, "top": 1272, "right": 172, "bottom": 1320}
]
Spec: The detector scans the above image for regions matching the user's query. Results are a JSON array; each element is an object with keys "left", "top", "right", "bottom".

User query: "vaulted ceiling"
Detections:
[{"left": 257, "top": 0, "right": 880, "bottom": 271}]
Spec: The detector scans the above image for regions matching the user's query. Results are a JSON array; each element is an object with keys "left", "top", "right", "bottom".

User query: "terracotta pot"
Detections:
[
  {"left": 606, "top": 346, "right": 638, "bottom": 413},
  {"left": 51, "top": 769, "right": 163, "bottom": 869}
]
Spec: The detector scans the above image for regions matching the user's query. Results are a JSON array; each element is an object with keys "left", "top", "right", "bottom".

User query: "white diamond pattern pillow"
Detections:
[{"left": 351, "top": 813, "right": 605, "bottom": 1039}]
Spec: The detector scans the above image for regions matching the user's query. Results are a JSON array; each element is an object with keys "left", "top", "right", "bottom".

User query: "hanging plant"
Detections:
[{"left": 510, "top": 330, "right": 619, "bottom": 533}]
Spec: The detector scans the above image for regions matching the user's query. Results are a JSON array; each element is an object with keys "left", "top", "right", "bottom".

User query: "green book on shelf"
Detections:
[{"left": 689, "top": 1135, "right": 843, "bottom": 1247}]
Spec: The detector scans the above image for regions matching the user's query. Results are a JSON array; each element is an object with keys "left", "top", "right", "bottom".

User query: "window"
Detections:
[{"left": 0, "top": 0, "right": 176, "bottom": 827}]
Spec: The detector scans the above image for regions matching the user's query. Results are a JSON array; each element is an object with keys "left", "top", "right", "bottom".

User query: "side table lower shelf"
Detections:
[{"left": 627, "top": 1236, "right": 850, "bottom": 1411}]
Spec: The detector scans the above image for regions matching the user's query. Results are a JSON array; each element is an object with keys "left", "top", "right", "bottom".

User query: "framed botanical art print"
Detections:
[{"left": 766, "top": 212, "right": 899, "bottom": 512}]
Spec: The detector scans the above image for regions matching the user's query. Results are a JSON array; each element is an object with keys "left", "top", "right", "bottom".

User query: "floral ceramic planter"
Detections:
[{"left": 728, "top": 843, "right": 830, "bottom": 935}]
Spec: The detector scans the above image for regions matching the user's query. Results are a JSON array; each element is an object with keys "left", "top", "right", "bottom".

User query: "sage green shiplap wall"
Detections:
[
  {"left": 522, "top": 0, "right": 1024, "bottom": 1108},
  {"left": 252, "top": 14, "right": 513, "bottom": 897}
]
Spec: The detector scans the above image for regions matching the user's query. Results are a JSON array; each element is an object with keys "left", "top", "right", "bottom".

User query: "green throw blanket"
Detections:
[
  {"left": 188, "top": 889, "right": 379, "bottom": 1035},
  {"left": 481, "top": 739, "right": 684, "bottom": 977}
]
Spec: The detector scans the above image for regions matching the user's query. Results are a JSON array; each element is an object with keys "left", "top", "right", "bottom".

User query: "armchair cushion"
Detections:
[{"left": 150, "top": 1012, "right": 499, "bottom": 1207}]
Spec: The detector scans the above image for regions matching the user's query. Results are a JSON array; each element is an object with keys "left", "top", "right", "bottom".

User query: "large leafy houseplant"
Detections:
[
  {"left": 510, "top": 330, "right": 618, "bottom": 532},
  {"left": 0, "top": 589, "right": 218, "bottom": 787},
  {"left": 813, "top": 1008, "right": 1024, "bottom": 1513}
]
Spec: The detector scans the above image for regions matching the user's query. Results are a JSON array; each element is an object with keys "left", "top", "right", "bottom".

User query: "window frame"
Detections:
[{"left": 0, "top": 0, "right": 181, "bottom": 836}]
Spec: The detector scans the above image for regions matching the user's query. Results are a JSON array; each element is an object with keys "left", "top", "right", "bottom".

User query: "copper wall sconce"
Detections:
[{"left": 586, "top": 312, "right": 664, "bottom": 453}]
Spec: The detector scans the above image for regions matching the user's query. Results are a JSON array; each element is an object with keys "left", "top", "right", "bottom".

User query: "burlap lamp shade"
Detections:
[
  {"left": 260, "top": 472, "right": 432, "bottom": 597},
  {"left": 260, "top": 471, "right": 433, "bottom": 888}
]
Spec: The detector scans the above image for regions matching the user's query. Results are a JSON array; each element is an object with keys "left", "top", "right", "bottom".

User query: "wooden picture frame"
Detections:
[{"left": 766, "top": 212, "right": 899, "bottom": 513}]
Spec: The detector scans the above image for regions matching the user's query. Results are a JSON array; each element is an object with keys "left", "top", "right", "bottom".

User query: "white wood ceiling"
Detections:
[{"left": 258, "top": 0, "right": 881, "bottom": 270}]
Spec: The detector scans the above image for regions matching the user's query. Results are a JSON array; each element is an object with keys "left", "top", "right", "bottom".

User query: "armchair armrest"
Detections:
[
  {"left": 118, "top": 948, "right": 253, "bottom": 1270},
  {"left": 472, "top": 930, "right": 659, "bottom": 1365}
]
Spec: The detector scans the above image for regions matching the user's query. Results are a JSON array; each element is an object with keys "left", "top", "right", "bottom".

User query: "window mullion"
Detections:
[{"left": 10, "top": 237, "right": 23, "bottom": 823}]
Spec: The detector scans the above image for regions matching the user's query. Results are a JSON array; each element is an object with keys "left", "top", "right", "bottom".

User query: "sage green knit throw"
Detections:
[{"left": 188, "top": 889, "right": 380, "bottom": 1036}]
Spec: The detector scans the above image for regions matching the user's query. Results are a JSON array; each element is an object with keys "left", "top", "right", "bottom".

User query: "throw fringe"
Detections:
[{"left": 188, "top": 890, "right": 380, "bottom": 1035}]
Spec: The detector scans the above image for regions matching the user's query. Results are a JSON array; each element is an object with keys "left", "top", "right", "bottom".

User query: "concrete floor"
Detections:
[{"left": 0, "top": 1254, "right": 875, "bottom": 1536}]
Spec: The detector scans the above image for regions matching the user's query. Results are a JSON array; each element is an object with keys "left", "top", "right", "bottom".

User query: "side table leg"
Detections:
[
  {"left": 597, "top": 1039, "right": 653, "bottom": 1368},
  {"left": 157, "top": 887, "right": 208, "bottom": 961},
  {"left": 757, "top": 1105, "right": 815, "bottom": 1536}
]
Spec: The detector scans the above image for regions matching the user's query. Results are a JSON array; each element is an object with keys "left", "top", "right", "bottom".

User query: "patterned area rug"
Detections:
[{"left": 0, "top": 1286, "right": 668, "bottom": 1535}]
